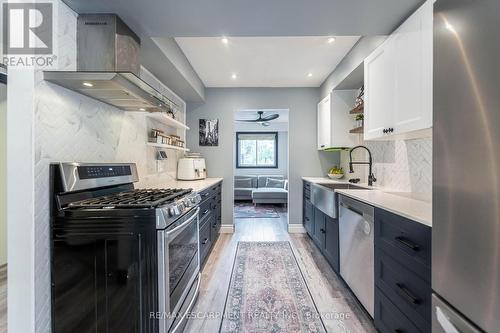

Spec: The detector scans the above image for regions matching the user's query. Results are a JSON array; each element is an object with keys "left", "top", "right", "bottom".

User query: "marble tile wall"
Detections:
[
  {"left": 33, "top": 2, "right": 185, "bottom": 331},
  {"left": 340, "top": 137, "right": 432, "bottom": 194}
]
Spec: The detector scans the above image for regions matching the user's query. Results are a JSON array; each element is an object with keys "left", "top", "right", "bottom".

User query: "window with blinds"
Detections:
[{"left": 236, "top": 132, "right": 278, "bottom": 168}]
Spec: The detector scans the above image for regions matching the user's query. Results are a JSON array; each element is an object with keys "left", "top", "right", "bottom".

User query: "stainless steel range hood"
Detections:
[{"left": 43, "top": 14, "right": 179, "bottom": 112}]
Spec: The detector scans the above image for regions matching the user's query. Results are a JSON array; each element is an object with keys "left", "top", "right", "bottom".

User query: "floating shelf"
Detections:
[
  {"left": 349, "top": 104, "right": 364, "bottom": 114},
  {"left": 349, "top": 126, "right": 364, "bottom": 134},
  {"left": 131, "top": 111, "right": 190, "bottom": 130},
  {"left": 147, "top": 142, "right": 190, "bottom": 151}
]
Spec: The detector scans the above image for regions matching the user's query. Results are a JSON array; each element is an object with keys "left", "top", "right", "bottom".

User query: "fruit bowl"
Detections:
[{"left": 327, "top": 173, "right": 344, "bottom": 179}]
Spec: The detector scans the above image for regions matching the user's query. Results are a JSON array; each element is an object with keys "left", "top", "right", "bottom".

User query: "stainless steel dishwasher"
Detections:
[{"left": 338, "top": 194, "right": 375, "bottom": 317}]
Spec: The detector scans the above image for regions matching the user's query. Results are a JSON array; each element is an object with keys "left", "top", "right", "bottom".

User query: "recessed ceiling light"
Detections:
[
  {"left": 221, "top": 37, "right": 229, "bottom": 44},
  {"left": 139, "top": 108, "right": 146, "bottom": 111},
  {"left": 231, "top": 73, "right": 237, "bottom": 79},
  {"left": 307, "top": 73, "right": 313, "bottom": 77},
  {"left": 82, "top": 82, "right": 93, "bottom": 87},
  {"left": 327, "top": 37, "right": 336, "bottom": 43}
]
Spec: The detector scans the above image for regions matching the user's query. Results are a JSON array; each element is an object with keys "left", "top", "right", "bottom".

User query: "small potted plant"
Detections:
[
  {"left": 328, "top": 166, "right": 344, "bottom": 179},
  {"left": 355, "top": 114, "right": 364, "bottom": 128}
]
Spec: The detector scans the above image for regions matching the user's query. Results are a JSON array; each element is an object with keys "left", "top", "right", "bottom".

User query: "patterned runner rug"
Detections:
[{"left": 220, "top": 242, "right": 326, "bottom": 333}]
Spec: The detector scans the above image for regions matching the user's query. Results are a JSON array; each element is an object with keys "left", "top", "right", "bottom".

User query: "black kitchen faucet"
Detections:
[{"left": 349, "top": 145, "right": 377, "bottom": 186}]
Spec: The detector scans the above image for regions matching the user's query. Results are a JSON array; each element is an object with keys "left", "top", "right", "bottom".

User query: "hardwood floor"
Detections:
[
  {"left": 0, "top": 265, "right": 6, "bottom": 333},
  {"left": 184, "top": 207, "right": 376, "bottom": 333}
]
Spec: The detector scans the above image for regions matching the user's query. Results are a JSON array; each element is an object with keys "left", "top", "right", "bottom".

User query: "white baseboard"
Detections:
[
  {"left": 220, "top": 224, "right": 234, "bottom": 233},
  {"left": 288, "top": 224, "right": 306, "bottom": 233}
]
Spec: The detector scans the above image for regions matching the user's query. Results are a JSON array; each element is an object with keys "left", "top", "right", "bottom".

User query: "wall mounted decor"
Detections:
[{"left": 199, "top": 119, "right": 219, "bottom": 146}]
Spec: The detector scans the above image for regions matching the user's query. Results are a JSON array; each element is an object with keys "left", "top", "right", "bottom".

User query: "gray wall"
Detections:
[
  {"left": 319, "top": 36, "right": 387, "bottom": 99},
  {"left": 186, "top": 88, "right": 340, "bottom": 226}
]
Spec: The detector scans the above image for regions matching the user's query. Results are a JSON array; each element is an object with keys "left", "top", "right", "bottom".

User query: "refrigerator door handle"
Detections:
[{"left": 436, "top": 306, "right": 460, "bottom": 333}]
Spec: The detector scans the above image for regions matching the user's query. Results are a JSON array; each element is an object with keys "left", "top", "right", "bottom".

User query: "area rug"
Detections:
[
  {"left": 234, "top": 203, "right": 280, "bottom": 219},
  {"left": 220, "top": 242, "right": 326, "bottom": 333}
]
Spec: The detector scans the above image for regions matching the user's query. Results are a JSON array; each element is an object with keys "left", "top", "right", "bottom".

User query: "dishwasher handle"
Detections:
[
  {"left": 344, "top": 204, "right": 364, "bottom": 217},
  {"left": 339, "top": 195, "right": 374, "bottom": 222}
]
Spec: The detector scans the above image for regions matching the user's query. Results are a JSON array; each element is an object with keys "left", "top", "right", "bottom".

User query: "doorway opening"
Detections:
[{"left": 232, "top": 109, "right": 289, "bottom": 233}]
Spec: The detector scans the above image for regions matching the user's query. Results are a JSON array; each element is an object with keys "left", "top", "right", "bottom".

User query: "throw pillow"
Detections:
[
  {"left": 266, "top": 178, "right": 285, "bottom": 189},
  {"left": 235, "top": 178, "right": 253, "bottom": 188}
]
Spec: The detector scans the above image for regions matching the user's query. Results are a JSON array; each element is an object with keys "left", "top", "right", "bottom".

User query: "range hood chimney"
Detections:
[
  {"left": 44, "top": 14, "right": 179, "bottom": 113},
  {"left": 77, "top": 14, "right": 141, "bottom": 74}
]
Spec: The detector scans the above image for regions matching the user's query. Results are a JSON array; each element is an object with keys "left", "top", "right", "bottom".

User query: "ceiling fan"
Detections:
[{"left": 236, "top": 111, "right": 279, "bottom": 127}]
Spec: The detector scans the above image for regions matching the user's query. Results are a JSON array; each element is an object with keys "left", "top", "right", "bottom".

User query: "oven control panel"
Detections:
[{"left": 78, "top": 165, "right": 132, "bottom": 179}]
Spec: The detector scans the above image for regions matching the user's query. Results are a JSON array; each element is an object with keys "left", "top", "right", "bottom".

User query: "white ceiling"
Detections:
[{"left": 175, "top": 36, "right": 360, "bottom": 87}]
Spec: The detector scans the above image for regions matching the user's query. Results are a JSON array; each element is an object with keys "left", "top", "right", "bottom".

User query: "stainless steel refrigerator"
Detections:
[{"left": 433, "top": 0, "right": 500, "bottom": 332}]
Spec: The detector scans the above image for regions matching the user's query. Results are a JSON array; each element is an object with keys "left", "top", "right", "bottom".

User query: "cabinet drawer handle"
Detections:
[
  {"left": 203, "top": 209, "right": 210, "bottom": 215},
  {"left": 202, "top": 238, "right": 208, "bottom": 245},
  {"left": 395, "top": 236, "right": 420, "bottom": 251},
  {"left": 396, "top": 283, "right": 420, "bottom": 305},
  {"left": 202, "top": 192, "right": 209, "bottom": 197}
]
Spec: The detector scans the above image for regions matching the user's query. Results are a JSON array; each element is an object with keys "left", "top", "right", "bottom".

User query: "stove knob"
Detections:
[
  {"left": 192, "top": 195, "right": 201, "bottom": 204},
  {"left": 172, "top": 205, "right": 180, "bottom": 216},
  {"left": 168, "top": 207, "right": 176, "bottom": 217}
]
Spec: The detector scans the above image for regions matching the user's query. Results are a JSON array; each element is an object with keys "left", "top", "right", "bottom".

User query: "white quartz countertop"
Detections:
[
  {"left": 302, "top": 177, "right": 432, "bottom": 227},
  {"left": 149, "top": 178, "right": 223, "bottom": 193}
]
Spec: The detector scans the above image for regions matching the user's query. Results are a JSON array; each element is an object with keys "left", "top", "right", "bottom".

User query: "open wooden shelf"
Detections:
[
  {"left": 130, "top": 111, "right": 190, "bottom": 130},
  {"left": 349, "top": 126, "right": 364, "bottom": 134},
  {"left": 146, "top": 142, "right": 190, "bottom": 151},
  {"left": 349, "top": 104, "right": 364, "bottom": 114}
]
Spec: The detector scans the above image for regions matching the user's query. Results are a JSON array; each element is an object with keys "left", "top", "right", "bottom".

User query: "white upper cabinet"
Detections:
[
  {"left": 364, "top": 0, "right": 433, "bottom": 140},
  {"left": 364, "top": 39, "right": 396, "bottom": 140},
  {"left": 317, "top": 94, "right": 331, "bottom": 150},
  {"left": 317, "top": 90, "right": 358, "bottom": 150}
]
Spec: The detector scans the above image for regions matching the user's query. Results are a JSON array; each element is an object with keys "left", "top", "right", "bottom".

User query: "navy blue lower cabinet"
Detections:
[
  {"left": 375, "top": 288, "right": 422, "bottom": 333},
  {"left": 304, "top": 200, "right": 314, "bottom": 236},
  {"left": 312, "top": 207, "right": 326, "bottom": 249},
  {"left": 374, "top": 207, "right": 431, "bottom": 333},
  {"left": 324, "top": 216, "right": 340, "bottom": 273}
]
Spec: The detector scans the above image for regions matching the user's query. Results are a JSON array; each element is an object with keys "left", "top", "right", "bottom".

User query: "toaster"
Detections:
[{"left": 177, "top": 158, "right": 207, "bottom": 180}]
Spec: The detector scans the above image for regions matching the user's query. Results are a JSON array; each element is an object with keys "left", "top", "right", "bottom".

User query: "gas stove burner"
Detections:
[{"left": 68, "top": 188, "right": 193, "bottom": 209}]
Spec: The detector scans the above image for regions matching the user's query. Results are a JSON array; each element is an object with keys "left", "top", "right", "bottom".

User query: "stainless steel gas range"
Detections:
[{"left": 50, "top": 162, "right": 201, "bottom": 333}]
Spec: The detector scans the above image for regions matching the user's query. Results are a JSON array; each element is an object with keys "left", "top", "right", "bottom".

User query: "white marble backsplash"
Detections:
[
  {"left": 340, "top": 137, "right": 432, "bottom": 195},
  {"left": 33, "top": 2, "right": 185, "bottom": 332}
]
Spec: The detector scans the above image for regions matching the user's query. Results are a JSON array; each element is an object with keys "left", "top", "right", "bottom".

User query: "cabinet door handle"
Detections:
[
  {"left": 320, "top": 144, "right": 325, "bottom": 148},
  {"left": 395, "top": 236, "right": 420, "bottom": 251},
  {"left": 396, "top": 283, "right": 420, "bottom": 305},
  {"left": 203, "top": 209, "right": 210, "bottom": 215},
  {"left": 320, "top": 228, "right": 326, "bottom": 234},
  {"left": 383, "top": 129, "right": 388, "bottom": 134},
  {"left": 202, "top": 238, "right": 209, "bottom": 245},
  {"left": 305, "top": 217, "right": 310, "bottom": 221},
  {"left": 202, "top": 192, "right": 209, "bottom": 198}
]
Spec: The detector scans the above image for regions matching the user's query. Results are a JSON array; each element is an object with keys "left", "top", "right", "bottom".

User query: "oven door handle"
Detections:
[{"left": 166, "top": 207, "right": 200, "bottom": 237}]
